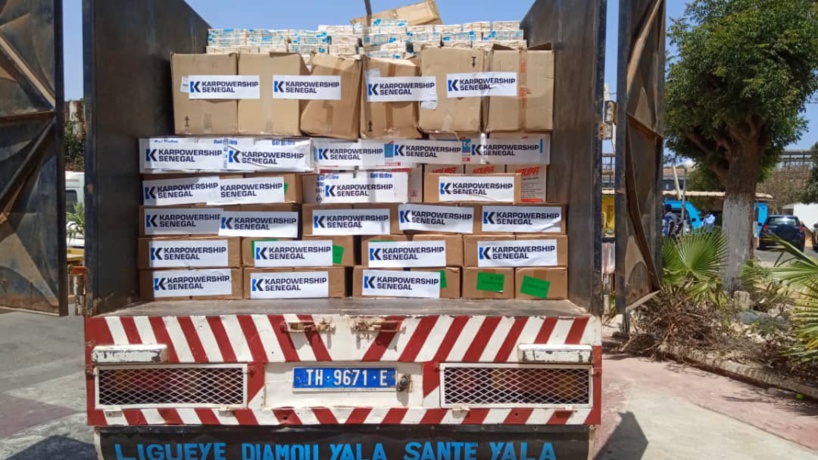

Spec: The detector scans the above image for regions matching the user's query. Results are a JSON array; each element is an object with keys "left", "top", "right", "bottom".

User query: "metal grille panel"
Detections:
[
  {"left": 442, "top": 366, "right": 589, "bottom": 407},
  {"left": 98, "top": 366, "right": 245, "bottom": 407}
]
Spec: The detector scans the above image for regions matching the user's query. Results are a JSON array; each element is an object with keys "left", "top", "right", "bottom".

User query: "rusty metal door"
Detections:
[
  {"left": 0, "top": 0, "right": 66, "bottom": 315},
  {"left": 615, "top": 0, "right": 665, "bottom": 313}
]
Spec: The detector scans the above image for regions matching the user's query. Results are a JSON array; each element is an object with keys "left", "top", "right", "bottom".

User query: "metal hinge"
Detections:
[
  {"left": 281, "top": 318, "right": 334, "bottom": 333},
  {"left": 352, "top": 319, "right": 405, "bottom": 334}
]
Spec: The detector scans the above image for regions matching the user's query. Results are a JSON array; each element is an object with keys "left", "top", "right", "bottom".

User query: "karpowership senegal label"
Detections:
[
  {"left": 219, "top": 211, "right": 299, "bottom": 238},
  {"left": 481, "top": 206, "right": 563, "bottom": 233},
  {"left": 446, "top": 72, "right": 518, "bottom": 98},
  {"left": 312, "top": 209, "right": 392, "bottom": 236},
  {"left": 152, "top": 269, "right": 233, "bottom": 298},
  {"left": 249, "top": 272, "right": 330, "bottom": 299},
  {"left": 368, "top": 241, "right": 447, "bottom": 268},
  {"left": 320, "top": 172, "right": 408, "bottom": 204},
  {"left": 140, "top": 138, "right": 225, "bottom": 172},
  {"left": 477, "top": 240, "right": 559, "bottom": 267},
  {"left": 313, "top": 140, "right": 387, "bottom": 169},
  {"left": 224, "top": 139, "right": 311, "bottom": 172},
  {"left": 361, "top": 270, "right": 441, "bottom": 298},
  {"left": 438, "top": 176, "right": 516, "bottom": 202},
  {"left": 252, "top": 241, "right": 333, "bottom": 268},
  {"left": 272, "top": 75, "right": 341, "bottom": 100},
  {"left": 142, "top": 176, "right": 220, "bottom": 206},
  {"left": 398, "top": 204, "right": 474, "bottom": 234},
  {"left": 383, "top": 140, "right": 463, "bottom": 165},
  {"left": 187, "top": 75, "right": 260, "bottom": 100},
  {"left": 143, "top": 208, "right": 222, "bottom": 236},
  {"left": 147, "top": 240, "right": 229, "bottom": 268},
  {"left": 366, "top": 76, "right": 436, "bottom": 102},
  {"left": 210, "top": 177, "right": 286, "bottom": 205}
]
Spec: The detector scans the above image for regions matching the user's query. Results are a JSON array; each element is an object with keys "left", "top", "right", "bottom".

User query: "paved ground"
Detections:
[{"left": 0, "top": 310, "right": 816, "bottom": 459}]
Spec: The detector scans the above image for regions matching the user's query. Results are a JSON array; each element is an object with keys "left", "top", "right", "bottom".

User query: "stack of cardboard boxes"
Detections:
[{"left": 139, "top": 17, "right": 564, "bottom": 302}]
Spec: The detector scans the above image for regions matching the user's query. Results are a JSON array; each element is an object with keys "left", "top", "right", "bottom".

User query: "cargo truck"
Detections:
[{"left": 0, "top": 0, "right": 664, "bottom": 458}]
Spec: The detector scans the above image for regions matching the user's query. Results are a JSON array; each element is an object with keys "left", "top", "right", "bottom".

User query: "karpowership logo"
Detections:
[
  {"left": 470, "top": 139, "right": 544, "bottom": 157},
  {"left": 363, "top": 275, "right": 439, "bottom": 291},
  {"left": 145, "top": 147, "right": 222, "bottom": 164},
  {"left": 483, "top": 211, "right": 561, "bottom": 226},
  {"left": 154, "top": 274, "right": 230, "bottom": 291}
]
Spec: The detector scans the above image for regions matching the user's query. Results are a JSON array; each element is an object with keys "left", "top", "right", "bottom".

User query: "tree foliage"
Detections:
[
  {"left": 65, "top": 120, "right": 84, "bottom": 171},
  {"left": 666, "top": 0, "right": 818, "bottom": 183}
]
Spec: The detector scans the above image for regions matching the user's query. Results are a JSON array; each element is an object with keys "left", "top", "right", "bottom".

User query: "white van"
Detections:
[{"left": 65, "top": 171, "right": 85, "bottom": 248}]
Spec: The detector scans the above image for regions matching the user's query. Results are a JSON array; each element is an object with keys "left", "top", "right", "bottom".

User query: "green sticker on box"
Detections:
[
  {"left": 520, "top": 276, "right": 551, "bottom": 299},
  {"left": 284, "top": 182, "right": 289, "bottom": 194},
  {"left": 251, "top": 239, "right": 279, "bottom": 256},
  {"left": 438, "top": 270, "right": 448, "bottom": 289},
  {"left": 332, "top": 245, "right": 344, "bottom": 265},
  {"left": 476, "top": 272, "right": 505, "bottom": 293}
]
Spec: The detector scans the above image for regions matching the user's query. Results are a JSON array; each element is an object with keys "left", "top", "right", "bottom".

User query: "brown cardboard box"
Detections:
[
  {"left": 238, "top": 53, "right": 306, "bottom": 136},
  {"left": 301, "top": 54, "right": 362, "bottom": 140},
  {"left": 410, "top": 267, "right": 461, "bottom": 298},
  {"left": 515, "top": 268, "right": 568, "bottom": 300},
  {"left": 410, "top": 234, "right": 464, "bottom": 267},
  {"left": 301, "top": 174, "right": 320, "bottom": 204},
  {"left": 301, "top": 204, "right": 352, "bottom": 236},
  {"left": 465, "top": 164, "right": 506, "bottom": 175},
  {"left": 238, "top": 204, "right": 300, "bottom": 212},
  {"left": 172, "top": 54, "right": 238, "bottom": 135},
  {"left": 477, "top": 203, "right": 567, "bottom": 234},
  {"left": 140, "top": 268, "right": 242, "bottom": 301},
  {"left": 506, "top": 164, "right": 547, "bottom": 203},
  {"left": 353, "top": 203, "right": 402, "bottom": 234},
  {"left": 361, "top": 57, "right": 423, "bottom": 139},
  {"left": 138, "top": 237, "right": 241, "bottom": 270},
  {"left": 241, "top": 237, "right": 295, "bottom": 267},
  {"left": 303, "top": 235, "right": 357, "bottom": 267},
  {"left": 244, "top": 267, "right": 346, "bottom": 299},
  {"left": 514, "top": 234, "right": 569, "bottom": 267},
  {"left": 484, "top": 45, "right": 554, "bottom": 132},
  {"left": 462, "top": 268, "right": 514, "bottom": 299},
  {"left": 351, "top": 0, "right": 441, "bottom": 26},
  {"left": 352, "top": 266, "right": 449, "bottom": 298},
  {"left": 463, "top": 234, "right": 515, "bottom": 266},
  {"left": 423, "top": 173, "right": 522, "bottom": 204},
  {"left": 419, "top": 48, "right": 486, "bottom": 134},
  {"left": 239, "top": 173, "right": 303, "bottom": 203},
  {"left": 361, "top": 235, "right": 409, "bottom": 267}
]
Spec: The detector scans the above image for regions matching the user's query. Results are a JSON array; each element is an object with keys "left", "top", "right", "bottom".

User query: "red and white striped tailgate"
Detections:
[{"left": 85, "top": 314, "right": 602, "bottom": 428}]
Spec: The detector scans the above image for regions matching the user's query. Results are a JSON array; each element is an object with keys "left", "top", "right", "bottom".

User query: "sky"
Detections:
[{"left": 61, "top": 0, "right": 818, "bottom": 150}]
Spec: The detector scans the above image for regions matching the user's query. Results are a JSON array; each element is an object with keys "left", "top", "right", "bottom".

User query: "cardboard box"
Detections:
[
  {"left": 350, "top": 0, "right": 441, "bottom": 26},
  {"left": 244, "top": 267, "right": 347, "bottom": 299},
  {"left": 423, "top": 173, "right": 522, "bottom": 203},
  {"left": 139, "top": 206, "right": 223, "bottom": 237},
  {"left": 464, "top": 234, "right": 515, "bottom": 267},
  {"left": 410, "top": 234, "right": 464, "bottom": 267},
  {"left": 484, "top": 45, "right": 554, "bottom": 132},
  {"left": 465, "top": 164, "right": 506, "bottom": 175},
  {"left": 515, "top": 268, "right": 568, "bottom": 300},
  {"left": 171, "top": 54, "right": 238, "bottom": 135},
  {"left": 301, "top": 54, "right": 362, "bottom": 140},
  {"left": 352, "top": 266, "right": 446, "bottom": 299},
  {"left": 304, "top": 172, "right": 410, "bottom": 204},
  {"left": 361, "top": 235, "right": 409, "bottom": 267},
  {"left": 138, "top": 237, "right": 241, "bottom": 269},
  {"left": 410, "top": 267, "right": 461, "bottom": 299},
  {"left": 479, "top": 204, "right": 567, "bottom": 234},
  {"left": 140, "top": 268, "right": 242, "bottom": 301},
  {"left": 462, "top": 267, "right": 514, "bottom": 299},
  {"left": 506, "top": 164, "right": 547, "bottom": 203},
  {"left": 514, "top": 234, "right": 569, "bottom": 267},
  {"left": 210, "top": 174, "right": 302, "bottom": 205},
  {"left": 361, "top": 57, "right": 423, "bottom": 139},
  {"left": 303, "top": 235, "right": 357, "bottom": 267},
  {"left": 419, "top": 48, "right": 486, "bottom": 134},
  {"left": 238, "top": 53, "right": 306, "bottom": 136}
]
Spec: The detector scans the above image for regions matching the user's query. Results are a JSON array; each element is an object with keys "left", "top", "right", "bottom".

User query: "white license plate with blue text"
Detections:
[{"left": 292, "top": 367, "right": 396, "bottom": 391}]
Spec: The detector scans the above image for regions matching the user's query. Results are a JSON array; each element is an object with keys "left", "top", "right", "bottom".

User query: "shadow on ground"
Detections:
[
  {"left": 595, "top": 412, "right": 648, "bottom": 460},
  {"left": 7, "top": 436, "right": 95, "bottom": 460}
]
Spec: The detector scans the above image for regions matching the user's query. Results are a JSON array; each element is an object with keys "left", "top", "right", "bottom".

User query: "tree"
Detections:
[
  {"left": 665, "top": 0, "right": 818, "bottom": 290},
  {"left": 802, "top": 143, "right": 818, "bottom": 204},
  {"left": 65, "top": 119, "right": 85, "bottom": 171}
]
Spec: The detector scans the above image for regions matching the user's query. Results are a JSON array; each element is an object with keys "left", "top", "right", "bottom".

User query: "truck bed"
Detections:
[{"left": 104, "top": 298, "right": 589, "bottom": 317}]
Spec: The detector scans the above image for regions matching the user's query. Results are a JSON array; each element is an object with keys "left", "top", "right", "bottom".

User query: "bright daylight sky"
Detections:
[{"left": 61, "top": 0, "right": 818, "bottom": 150}]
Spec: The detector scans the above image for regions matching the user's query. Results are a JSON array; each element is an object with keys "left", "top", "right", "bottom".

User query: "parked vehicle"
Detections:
[
  {"left": 759, "top": 215, "right": 806, "bottom": 252},
  {"left": 1, "top": 0, "right": 663, "bottom": 458}
]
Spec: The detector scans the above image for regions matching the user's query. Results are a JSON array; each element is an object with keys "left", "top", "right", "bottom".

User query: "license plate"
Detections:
[{"left": 293, "top": 367, "right": 396, "bottom": 391}]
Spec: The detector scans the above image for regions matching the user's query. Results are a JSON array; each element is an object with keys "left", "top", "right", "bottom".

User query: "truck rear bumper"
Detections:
[{"left": 97, "top": 425, "right": 593, "bottom": 460}]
